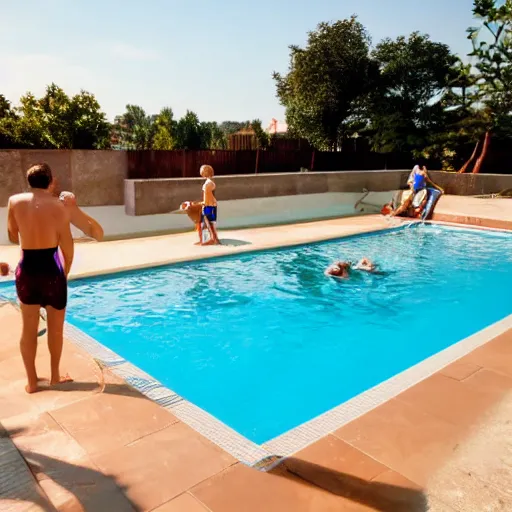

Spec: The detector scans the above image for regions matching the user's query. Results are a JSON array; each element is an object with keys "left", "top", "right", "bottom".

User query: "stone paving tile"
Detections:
[
  {"left": 191, "top": 459, "right": 432, "bottom": 512},
  {"left": 440, "top": 361, "right": 482, "bottom": 381},
  {"left": 152, "top": 493, "right": 210, "bottom": 512},
  {"left": 293, "top": 435, "right": 389, "bottom": 481},
  {"left": 460, "top": 331, "right": 512, "bottom": 378},
  {"left": 50, "top": 387, "right": 178, "bottom": 457},
  {"left": 3, "top": 412, "right": 87, "bottom": 464},
  {"left": 334, "top": 398, "right": 459, "bottom": 487},
  {"left": 0, "top": 427, "right": 55, "bottom": 512},
  {"left": 395, "top": 373, "right": 502, "bottom": 428},
  {"left": 34, "top": 456, "right": 136, "bottom": 512},
  {"left": 92, "top": 422, "right": 235, "bottom": 512}
]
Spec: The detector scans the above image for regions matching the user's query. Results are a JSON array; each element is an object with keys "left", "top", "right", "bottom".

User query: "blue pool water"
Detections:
[{"left": 1, "top": 225, "right": 511, "bottom": 443}]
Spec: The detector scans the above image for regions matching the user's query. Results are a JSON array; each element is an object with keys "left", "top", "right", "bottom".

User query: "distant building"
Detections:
[
  {"left": 266, "top": 118, "right": 288, "bottom": 135},
  {"left": 227, "top": 125, "right": 258, "bottom": 150}
]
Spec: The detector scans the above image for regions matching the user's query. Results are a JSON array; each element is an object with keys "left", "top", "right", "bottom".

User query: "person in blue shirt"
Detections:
[{"left": 407, "top": 165, "right": 444, "bottom": 220}]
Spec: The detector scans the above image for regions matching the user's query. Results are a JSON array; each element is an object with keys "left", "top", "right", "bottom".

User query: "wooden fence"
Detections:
[{"left": 127, "top": 149, "right": 418, "bottom": 179}]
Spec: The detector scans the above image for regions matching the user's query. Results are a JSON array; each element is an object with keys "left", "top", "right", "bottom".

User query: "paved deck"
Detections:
[
  {"left": 1, "top": 208, "right": 512, "bottom": 511},
  {"left": 433, "top": 195, "right": 512, "bottom": 230}
]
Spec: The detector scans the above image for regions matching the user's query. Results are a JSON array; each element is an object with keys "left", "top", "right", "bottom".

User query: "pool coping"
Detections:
[{"left": 51, "top": 222, "right": 512, "bottom": 470}]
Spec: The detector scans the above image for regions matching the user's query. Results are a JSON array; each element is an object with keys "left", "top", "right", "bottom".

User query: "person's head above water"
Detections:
[
  {"left": 27, "top": 163, "right": 53, "bottom": 190},
  {"left": 355, "top": 257, "right": 376, "bottom": 272},
  {"left": 200, "top": 164, "right": 214, "bottom": 178},
  {"left": 326, "top": 261, "right": 351, "bottom": 278}
]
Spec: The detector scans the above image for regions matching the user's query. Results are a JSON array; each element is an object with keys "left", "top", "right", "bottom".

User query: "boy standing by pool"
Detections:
[{"left": 200, "top": 164, "right": 220, "bottom": 245}]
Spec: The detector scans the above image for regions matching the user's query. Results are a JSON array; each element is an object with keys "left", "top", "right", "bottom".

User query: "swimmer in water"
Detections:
[
  {"left": 326, "top": 258, "right": 379, "bottom": 279},
  {"left": 325, "top": 261, "right": 351, "bottom": 279},
  {"left": 354, "top": 257, "right": 377, "bottom": 273}
]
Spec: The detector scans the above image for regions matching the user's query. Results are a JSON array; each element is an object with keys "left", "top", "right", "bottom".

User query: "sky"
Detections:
[{"left": 0, "top": 0, "right": 476, "bottom": 125}]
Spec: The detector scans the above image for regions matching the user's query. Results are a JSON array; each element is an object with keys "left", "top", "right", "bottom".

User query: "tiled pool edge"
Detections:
[
  {"left": 64, "top": 312, "right": 512, "bottom": 471},
  {"left": 63, "top": 323, "right": 271, "bottom": 466},
  {"left": 263, "top": 314, "right": 512, "bottom": 456}
]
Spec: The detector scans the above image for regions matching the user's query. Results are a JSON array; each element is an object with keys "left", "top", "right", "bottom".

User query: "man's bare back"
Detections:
[{"left": 8, "top": 164, "right": 74, "bottom": 393}]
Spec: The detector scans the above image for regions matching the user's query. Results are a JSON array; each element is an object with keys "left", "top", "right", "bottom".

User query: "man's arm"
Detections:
[
  {"left": 7, "top": 198, "right": 20, "bottom": 245},
  {"left": 60, "top": 192, "right": 104, "bottom": 241},
  {"left": 58, "top": 210, "right": 74, "bottom": 276}
]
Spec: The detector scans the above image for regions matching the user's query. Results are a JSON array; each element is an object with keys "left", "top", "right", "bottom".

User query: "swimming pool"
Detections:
[{"left": 2, "top": 224, "right": 512, "bottom": 446}]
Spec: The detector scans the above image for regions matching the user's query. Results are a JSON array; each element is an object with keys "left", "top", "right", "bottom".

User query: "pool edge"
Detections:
[{"left": 62, "top": 306, "right": 512, "bottom": 469}]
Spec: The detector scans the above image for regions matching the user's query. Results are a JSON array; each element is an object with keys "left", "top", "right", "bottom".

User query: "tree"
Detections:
[
  {"left": 273, "top": 16, "right": 377, "bottom": 150},
  {"left": 152, "top": 107, "right": 176, "bottom": 150},
  {"left": 417, "top": 58, "right": 482, "bottom": 170},
  {"left": 364, "top": 32, "right": 457, "bottom": 154},
  {"left": 250, "top": 119, "right": 269, "bottom": 148},
  {"left": 461, "top": 0, "right": 512, "bottom": 173},
  {"left": 199, "top": 121, "right": 227, "bottom": 149},
  {"left": 0, "top": 95, "right": 17, "bottom": 148},
  {"left": 68, "top": 90, "right": 111, "bottom": 149},
  {"left": 0, "top": 84, "right": 110, "bottom": 149},
  {"left": 219, "top": 121, "right": 249, "bottom": 135},
  {"left": 175, "top": 111, "right": 204, "bottom": 149},
  {"left": 121, "top": 105, "right": 155, "bottom": 150}
]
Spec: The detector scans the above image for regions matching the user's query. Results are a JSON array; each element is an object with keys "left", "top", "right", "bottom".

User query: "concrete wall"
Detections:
[
  {"left": 125, "top": 170, "right": 512, "bottom": 216},
  {"left": 0, "top": 191, "right": 390, "bottom": 244},
  {"left": 125, "top": 170, "right": 411, "bottom": 216},
  {"left": 428, "top": 171, "right": 512, "bottom": 196},
  {"left": 2, "top": 150, "right": 512, "bottom": 213},
  {"left": 0, "top": 150, "right": 126, "bottom": 207}
]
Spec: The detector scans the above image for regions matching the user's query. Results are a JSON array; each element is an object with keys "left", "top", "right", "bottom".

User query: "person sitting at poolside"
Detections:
[
  {"left": 407, "top": 164, "right": 444, "bottom": 220},
  {"left": 200, "top": 164, "right": 220, "bottom": 245},
  {"left": 325, "top": 261, "right": 351, "bottom": 279}
]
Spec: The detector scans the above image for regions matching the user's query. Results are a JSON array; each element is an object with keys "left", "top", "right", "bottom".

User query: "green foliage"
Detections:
[
  {"left": 365, "top": 32, "right": 457, "bottom": 153},
  {"left": 0, "top": 84, "right": 110, "bottom": 149},
  {"left": 250, "top": 119, "right": 270, "bottom": 148},
  {"left": 273, "top": 16, "right": 377, "bottom": 150},
  {"left": 152, "top": 107, "right": 176, "bottom": 150},
  {"left": 219, "top": 121, "right": 249, "bottom": 135},
  {"left": 468, "top": 0, "right": 512, "bottom": 135}
]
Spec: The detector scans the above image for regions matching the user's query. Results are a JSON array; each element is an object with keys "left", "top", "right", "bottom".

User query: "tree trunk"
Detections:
[
  {"left": 458, "top": 139, "right": 480, "bottom": 173},
  {"left": 471, "top": 131, "right": 491, "bottom": 174}
]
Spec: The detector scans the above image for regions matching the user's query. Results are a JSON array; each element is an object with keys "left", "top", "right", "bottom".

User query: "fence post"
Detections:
[
  {"left": 310, "top": 150, "right": 315, "bottom": 171},
  {"left": 255, "top": 148, "right": 260, "bottom": 174}
]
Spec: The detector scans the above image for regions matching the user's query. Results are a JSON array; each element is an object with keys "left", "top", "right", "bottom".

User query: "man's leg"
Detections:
[
  {"left": 45, "top": 306, "right": 72, "bottom": 386},
  {"left": 19, "top": 303, "right": 41, "bottom": 393}
]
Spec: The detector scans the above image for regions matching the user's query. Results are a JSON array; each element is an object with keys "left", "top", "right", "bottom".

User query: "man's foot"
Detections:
[
  {"left": 194, "top": 241, "right": 203, "bottom": 246},
  {"left": 50, "top": 373, "right": 73, "bottom": 386}
]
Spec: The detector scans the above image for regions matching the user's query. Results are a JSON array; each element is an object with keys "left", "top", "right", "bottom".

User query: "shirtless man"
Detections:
[{"left": 7, "top": 164, "right": 74, "bottom": 393}]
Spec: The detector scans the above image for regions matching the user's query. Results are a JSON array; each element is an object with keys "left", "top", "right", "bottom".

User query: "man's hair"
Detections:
[{"left": 27, "top": 163, "right": 53, "bottom": 189}]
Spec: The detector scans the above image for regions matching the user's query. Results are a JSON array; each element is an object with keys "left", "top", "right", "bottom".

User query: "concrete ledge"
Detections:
[
  {"left": 124, "top": 170, "right": 512, "bottom": 216},
  {"left": 125, "top": 171, "right": 410, "bottom": 216},
  {"left": 432, "top": 212, "right": 512, "bottom": 230}
]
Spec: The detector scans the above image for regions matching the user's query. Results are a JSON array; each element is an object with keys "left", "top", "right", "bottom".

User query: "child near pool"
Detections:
[{"left": 200, "top": 165, "right": 220, "bottom": 245}]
